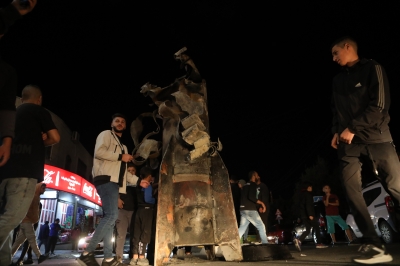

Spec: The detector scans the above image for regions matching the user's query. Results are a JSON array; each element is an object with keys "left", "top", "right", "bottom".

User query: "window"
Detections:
[
  {"left": 65, "top": 155, "right": 72, "bottom": 171},
  {"left": 363, "top": 187, "right": 381, "bottom": 207},
  {"left": 77, "top": 159, "right": 87, "bottom": 179}
]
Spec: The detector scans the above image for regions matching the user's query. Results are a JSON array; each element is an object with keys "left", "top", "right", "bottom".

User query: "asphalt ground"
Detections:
[{"left": 11, "top": 241, "right": 400, "bottom": 266}]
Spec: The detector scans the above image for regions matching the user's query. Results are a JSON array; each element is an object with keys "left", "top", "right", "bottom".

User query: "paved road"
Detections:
[{"left": 12, "top": 241, "right": 400, "bottom": 265}]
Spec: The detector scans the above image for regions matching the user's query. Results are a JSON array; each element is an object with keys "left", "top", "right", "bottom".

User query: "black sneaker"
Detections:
[
  {"left": 38, "top": 255, "right": 48, "bottom": 264},
  {"left": 23, "top": 258, "right": 34, "bottom": 264},
  {"left": 353, "top": 244, "right": 393, "bottom": 264},
  {"left": 77, "top": 252, "right": 100, "bottom": 266},
  {"left": 101, "top": 257, "right": 128, "bottom": 266}
]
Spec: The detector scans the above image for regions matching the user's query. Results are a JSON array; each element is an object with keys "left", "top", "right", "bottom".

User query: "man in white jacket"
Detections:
[{"left": 78, "top": 113, "right": 135, "bottom": 266}]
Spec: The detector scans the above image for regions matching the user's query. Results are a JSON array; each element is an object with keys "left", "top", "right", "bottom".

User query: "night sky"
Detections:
[{"left": 1, "top": 0, "right": 400, "bottom": 198}]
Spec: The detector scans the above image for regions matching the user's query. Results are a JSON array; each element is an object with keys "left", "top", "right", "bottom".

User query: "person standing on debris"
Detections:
[
  {"left": 293, "top": 181, "right": 328, "bottom": 251},
  {"left": 237, "top": 171, "right": 268, "bottom": 244},
  {"left": 322, "top": 185, "right": 354, "bottom": 245},
  {"left": 330, "top": 36, "right": 400, "bottom": 264}
]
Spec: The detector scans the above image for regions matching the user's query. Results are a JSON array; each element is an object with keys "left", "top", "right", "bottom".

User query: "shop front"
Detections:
[{"left": 39, "top": 164, "right": 102, "bottom": 243}]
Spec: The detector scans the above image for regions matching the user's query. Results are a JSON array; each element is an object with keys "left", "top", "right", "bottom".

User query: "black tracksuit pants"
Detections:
[
  {"left": 338, "top": 141, "right": 400, "bottom": 246},
  {"left": 299, "top": 217, "right": 322, "bottom": 243}
]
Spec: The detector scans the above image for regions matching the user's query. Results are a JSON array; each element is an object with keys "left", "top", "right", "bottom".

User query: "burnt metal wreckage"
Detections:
[{"left": 130, "top": 47, "right": 242, "bottom": 265}]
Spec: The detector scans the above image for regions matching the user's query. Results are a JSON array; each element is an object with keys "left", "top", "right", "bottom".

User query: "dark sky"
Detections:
[{"left": 1, "top": 0, "right": 400, "bottom": 198}]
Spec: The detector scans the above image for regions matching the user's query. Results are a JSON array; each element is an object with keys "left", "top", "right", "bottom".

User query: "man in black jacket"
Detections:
[
  {"left": 293, "top": 182, "right": 327, "bottom": 251},
  {"left": 330, "top": 36, "right": 400, "bottom": 264},
  {"left": 237, "top": 171, "right": 268, "bottom": 244}
]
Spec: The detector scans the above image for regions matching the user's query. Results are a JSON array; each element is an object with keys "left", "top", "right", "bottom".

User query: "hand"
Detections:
[
  {"left": 259, "top": 204, "right": 266, "bottom": 213},
  {"left": 12, "top": 0, "right": 37, "bottom": 15},
  {"left": 121, "top": 154, "right": 133, "bottom": 163},
  {"left": 0, "top": 137, "right": 12, "bottom": 167},
  {"left": 340, "top": 128, "right": 355, "bottom": 144},
  {"left": 309, "top": 216, "right": 314, "bottom": 220},
  {"left": 118, "top": 198, "right": 124, "bottom": 209},
  {"left": 331, "top": 133, "right": 339, "bottom": 149},
  {"left": 42, "top": 132, "right": 48, "bottom": 141}
]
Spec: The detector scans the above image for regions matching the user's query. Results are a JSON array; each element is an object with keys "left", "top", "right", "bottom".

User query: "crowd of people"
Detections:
[{"left": 1, "top": 2, "right": 400, "bottom": 266}]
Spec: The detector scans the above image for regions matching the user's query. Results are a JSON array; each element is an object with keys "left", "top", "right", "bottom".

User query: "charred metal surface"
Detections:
[
  {"left": 154, "top": 143, "right": 175, "bottom": 266},
  {"left": 135, "top": 47, "right": 242, "bottom": 266},
  {"left": 210, "top": 153, "right": 242, "bottom": 261},
  {"left": 173, "top": 181, "right": 214, "bottom": 245}
]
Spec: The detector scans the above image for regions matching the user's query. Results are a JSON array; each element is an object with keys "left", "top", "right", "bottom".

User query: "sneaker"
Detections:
[
  {"left": 23, "top": 258, "right": 34, "bottom": 264},
  {"left": 353, "top": 244, "right": 393, "bottom": 264},
  {"left": 77, "top": 252, "right": 100, "bottom": 266},
  {"left": 129, "top": 258, "right": 138, "bottom": 265},
  {"left": 293, "top": 238, "right": 301, "bottom": 252},
  {"left": 101, "top": 257, "right": 128, "bottom": 266},
  {"left": 38, "top": 255, "right": 48, "bottom": 264},
  {"left": 316, "top": 243, "right": 328, "bottom": 248},
  {"left": 136, "top": 258, "right": 149, "bottom": 266}
]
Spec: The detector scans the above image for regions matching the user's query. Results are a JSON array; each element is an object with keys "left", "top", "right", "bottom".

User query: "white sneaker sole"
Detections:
[{"left": 353, "top": 254, "right": 393, "bottom": 264}]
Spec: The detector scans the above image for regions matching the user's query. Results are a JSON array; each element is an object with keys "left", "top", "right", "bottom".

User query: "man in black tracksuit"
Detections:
[
  {"left": 293, "top": 182, "right": 327, "bottom": 251},
  {"left": 330, "top": 36, "right": 400, "bottom": 264}
]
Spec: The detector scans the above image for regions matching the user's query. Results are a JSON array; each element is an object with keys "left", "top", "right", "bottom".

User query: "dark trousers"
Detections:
[
  {"left": 37, "top": 238, "right": 48, "bottom": 250},
  {"left": 338, "top": 142, "right": 400, "bottom": 245},
  {"left": 16, "top": 239, "right": 32, "bottom": 262},
  {"left": 299, "top": 217, "right": 322, "bottom": 243},
  {"left": 45, "top": 236, "right": 58, "bottom": 253},
  {"left": 132, "top": 207, "right": 154, "bottom": 255}
]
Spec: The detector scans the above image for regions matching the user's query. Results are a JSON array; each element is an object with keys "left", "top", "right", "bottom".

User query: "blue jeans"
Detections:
[
  {"left": 0, "top": 178, "right": 37, "bottom": 266},
  {"left": 86, "top": 182, "right": 119, "bottom": 259},
  {"left": 238, "top": 210, "right": 268, "bottom": 244},
  {"left": 239, "top": 210, "right": 268, "bottom": 244}
]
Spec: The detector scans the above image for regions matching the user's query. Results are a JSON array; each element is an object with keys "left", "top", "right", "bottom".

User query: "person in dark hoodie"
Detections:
[
  {"left": 293, "top": 181, "right": 328, "bottom": 252},
  {"left": 330, "top": 36, "right": 400, "bottom": 264}
]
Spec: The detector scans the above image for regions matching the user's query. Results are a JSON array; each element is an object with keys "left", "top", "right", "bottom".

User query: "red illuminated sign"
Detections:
[
  {"left": 80, "top": 180, "right": 102, "bottom": 205},
  {"left": 43, "top": 164, "right": 102, "bottom": 206}
]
